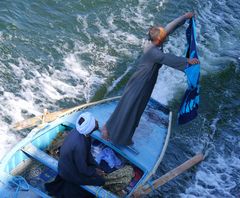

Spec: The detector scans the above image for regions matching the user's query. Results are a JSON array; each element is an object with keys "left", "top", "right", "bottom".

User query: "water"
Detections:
[{"left": 0, "top": 0, "right": 239, "bottom": 197}]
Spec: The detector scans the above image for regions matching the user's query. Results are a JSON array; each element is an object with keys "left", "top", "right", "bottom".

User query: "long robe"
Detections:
[{"left": 106, "top": 43, "right": 187, "bottom": 145}]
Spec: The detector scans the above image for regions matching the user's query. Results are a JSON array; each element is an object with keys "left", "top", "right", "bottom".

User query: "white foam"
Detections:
[
  {"left": 76, "top": 15, "right": 91, "bottom": 40},
  {"left": 152, "top": 66, "right": 187, "bottom": 105},
  {"left": 1, "top": 92, "right": 37, "bottom": 123},
  {"left": 9, "top": 62, "right": 25, "bottom": 78},
  {"left": 181, "top": 154, "right": 238, "bottom": 198},
  {"left": 0, "top": 32, "right": 3, "bottom": 42},
  {"left": 120, "top": 5, "right": 150, "bottom": 30},
  {"left": 107, "top": 66, "right": 132, "bottom": 93},
  {"left": 0, "top": 91, "right": 40, "bottom": 160},
  {"left": 106, "top": 14, "right": 117, "bottom": 31},
  {"left": 63, "top": 50, "right": 106, "bottom": 101},
  {"left": 0, "top": 123, "right": 19, "bottom": 160},
  {"left": 93, "top": 14, "right": 142, "bottom": 50},
  {"left": 39, "top": 75, "right": 63, "bottom": 101},
  {"left": 157, "top": 0, "right": 167, "bottom": 9},
  {"left": 64, "top": 54, "right": 90, "bottom": 78}
]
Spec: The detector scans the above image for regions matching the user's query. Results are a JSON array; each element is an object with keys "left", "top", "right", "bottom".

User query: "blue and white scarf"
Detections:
[{"left": 178, "top": 18, "right": 200, "bottom": 124}]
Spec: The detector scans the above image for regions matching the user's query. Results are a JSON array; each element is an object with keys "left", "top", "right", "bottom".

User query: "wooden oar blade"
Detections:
[
  {"left": 13, "top": 116, "right": 43, "bottom": 131},
  {"left": 134, "top": 153, "right": 204, "bottom": 197},
  {"left": 12, "top": 109, "right": 69, "bottom": 131},
  {"left": 12, "top": 96, "right": 121, "bottom": 131}
]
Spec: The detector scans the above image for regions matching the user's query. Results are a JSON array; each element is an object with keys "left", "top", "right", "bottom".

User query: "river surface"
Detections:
[{"left": 0, "top": 0, "right": 239, "bottom": 197}]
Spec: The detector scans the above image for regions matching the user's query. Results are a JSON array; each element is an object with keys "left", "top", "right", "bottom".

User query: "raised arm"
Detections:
[
  {"left": 152, "top": 48, "right": 200, "bottom": 72},
  {"left": 164, "top": 12, "right": 194, "bottom": 36},
  {"left": 160, "top": 52, "right": 187, "bottom": 72}
]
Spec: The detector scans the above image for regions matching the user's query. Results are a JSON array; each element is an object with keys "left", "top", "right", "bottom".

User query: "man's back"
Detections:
[{"left": 58, "top": 129, "right": 95, "bottom": 184}]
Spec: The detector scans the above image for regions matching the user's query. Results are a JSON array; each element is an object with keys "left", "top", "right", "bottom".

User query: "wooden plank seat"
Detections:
[{"left": 21, "top": 144, "right": 58, "bottom": 172}]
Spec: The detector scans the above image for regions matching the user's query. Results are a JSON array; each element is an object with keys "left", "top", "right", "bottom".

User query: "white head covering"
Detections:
[{"left": 76, "top": 112, "right": 96, "bottom": 135}]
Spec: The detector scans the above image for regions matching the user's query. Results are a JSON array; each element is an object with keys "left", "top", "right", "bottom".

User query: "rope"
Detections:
[
  {"left": 9, "top": 176, "right": 29, "bottom": 198},
  {"left": 146, "top": 180, "right": 155, "bottom": 192}
]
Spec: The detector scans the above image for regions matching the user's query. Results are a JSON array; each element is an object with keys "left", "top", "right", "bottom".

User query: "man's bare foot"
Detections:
[{"left": 100, "top": 125, "right": 110, "bottom": 141}]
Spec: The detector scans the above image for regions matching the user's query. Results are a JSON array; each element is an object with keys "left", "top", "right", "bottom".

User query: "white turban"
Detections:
[{"left": 76, "top": 112, "right": 96, "bottom": 135}]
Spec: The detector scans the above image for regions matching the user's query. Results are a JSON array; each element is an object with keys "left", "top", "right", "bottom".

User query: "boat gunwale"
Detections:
[
  {"left": 0, "top": 97, "right": 121, "bottom": 166},
  {"left": 136, "top": 111, "right": 172, "bottom": 189},
  {"left": 0, "top": 96, "right": 171, "bottom": 197}
]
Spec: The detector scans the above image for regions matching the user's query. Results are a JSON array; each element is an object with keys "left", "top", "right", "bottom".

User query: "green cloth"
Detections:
[{"left": 103, "top": 165, "right": 134, "bottom": 195}]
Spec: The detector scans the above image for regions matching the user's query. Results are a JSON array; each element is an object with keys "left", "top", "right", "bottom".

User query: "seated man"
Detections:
[{"left": 45, "top": 112, "right": 105, "bottom": 198}]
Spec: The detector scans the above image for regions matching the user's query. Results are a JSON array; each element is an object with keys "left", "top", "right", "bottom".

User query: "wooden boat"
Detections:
[{"left": 0, "top": 96, "right": 203, "bottom": 197}]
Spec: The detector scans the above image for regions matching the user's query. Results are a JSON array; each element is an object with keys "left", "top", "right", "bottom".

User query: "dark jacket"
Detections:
[{"left": 58, "top": 128, "right": 105, "bottom": 186}]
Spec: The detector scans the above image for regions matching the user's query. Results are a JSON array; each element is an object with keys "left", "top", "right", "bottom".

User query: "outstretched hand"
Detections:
[
  {"left": 187, "top": 58, "right": 200, "bottom": 65},
  {"left": 184, "top": 12, "right": 195, "bottom": 19}
]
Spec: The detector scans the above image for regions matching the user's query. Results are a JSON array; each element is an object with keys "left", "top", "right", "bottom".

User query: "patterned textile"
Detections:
[
  {"left": 19, "top": 161, "right": 57, "bottom": 192},
  {"left": 103, "top": 165, "right": 134, "bottom": 195},
  {"left": 178, "top": 18, "right": 200, "bottom": 124}
]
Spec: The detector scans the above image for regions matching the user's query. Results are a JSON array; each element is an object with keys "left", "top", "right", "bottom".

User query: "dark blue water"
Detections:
[{"left": 0, "top": 0, "right": 239, "bottom": 197}]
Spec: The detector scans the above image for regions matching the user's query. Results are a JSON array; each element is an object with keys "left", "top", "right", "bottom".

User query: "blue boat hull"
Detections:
[{"left": 0, "top": 97, "right": 172, "bottom": 197}]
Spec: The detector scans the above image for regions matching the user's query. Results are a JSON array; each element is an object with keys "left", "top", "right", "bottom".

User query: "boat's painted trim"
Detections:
[
  {"left": 133, "top": 111, "right": 172, "bottom": 195},
  {"left": 149, "top": 111, "right": 172, "bottom": 178},
  {"left": 13, "top": 96, "right": 121, "bottom": 131}
]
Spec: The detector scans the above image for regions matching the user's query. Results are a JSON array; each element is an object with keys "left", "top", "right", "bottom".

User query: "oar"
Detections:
[
  {"left": 12, "top": 96, "right": 121, "bottom": 131},
  {"left": 134, "top": 153, "right": 204, "bottom": 197}
]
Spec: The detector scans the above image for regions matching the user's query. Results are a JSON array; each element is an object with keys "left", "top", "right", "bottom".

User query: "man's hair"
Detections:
[{"left": 148, "top": 26, "right": 160, "bottom": 41}]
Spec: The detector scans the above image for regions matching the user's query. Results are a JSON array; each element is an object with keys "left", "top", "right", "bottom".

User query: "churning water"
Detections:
[{"left": 0, "top": 0, "right": 239, "bottom": 197}]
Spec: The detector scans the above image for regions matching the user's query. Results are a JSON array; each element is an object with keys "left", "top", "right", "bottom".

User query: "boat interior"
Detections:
[
  {"left": 1, "top": 98, "right": 171, "bottom": 197},
  {"left": 7, "top": 124, "right": 146, "bottom": 197}
]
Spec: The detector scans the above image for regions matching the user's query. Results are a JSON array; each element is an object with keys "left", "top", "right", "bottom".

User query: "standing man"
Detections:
[
  {"left": 45, "top": 112, "right": 105, "bottom": 198},
  {"left": 101, "top": 12, "right": 199, "bottom": 145}
]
